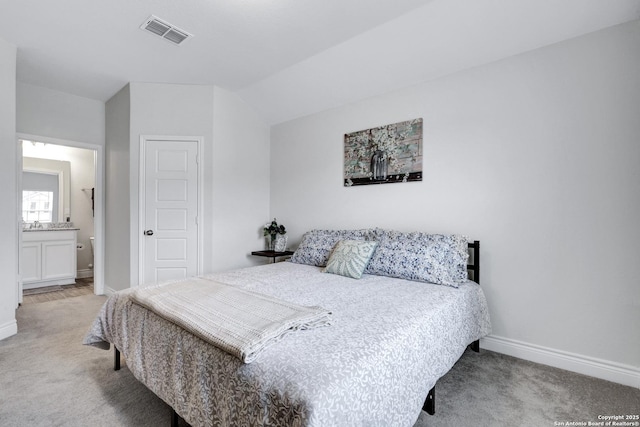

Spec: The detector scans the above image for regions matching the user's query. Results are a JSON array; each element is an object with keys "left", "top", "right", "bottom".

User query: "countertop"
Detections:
[{"left": 22, "top": 228, "right": 80, "bottom": 232}]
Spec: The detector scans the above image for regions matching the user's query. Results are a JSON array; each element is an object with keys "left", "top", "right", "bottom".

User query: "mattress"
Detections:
[{"left": 84, "top": 261, "right": 491, "bottom": 427}]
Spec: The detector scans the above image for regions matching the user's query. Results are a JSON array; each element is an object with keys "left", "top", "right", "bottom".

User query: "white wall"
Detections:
[
  {"left": 68, "top": 148, "right": 96, "bottom": 275},
  {"left": 0, "top": 37, "right": 17, "bottom": 340},
  {"left": 105, "top": 85, "right": 131, "bottom": 292},
  {"left": 128, "top": 82, "right": 215, "bottom": 284},
  {"left": 104, "top": 83, "right": 271, "bottom": 290},
  {"left": 16, "top": 83, "right": 105, "bottom": 146},
  {"left": 212, "top": 86, "right": 271, "bottom": 271},
  {"left": 17, "top": 82, "right": 104, "bottom": 283},
  {"left": 270, "top": 21, "right": 640, "bottom": 383}
]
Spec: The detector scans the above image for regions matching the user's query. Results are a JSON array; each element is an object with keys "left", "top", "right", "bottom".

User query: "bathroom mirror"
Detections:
[{"left": 22, "top": 157, "right": 71, "bottom": 223}]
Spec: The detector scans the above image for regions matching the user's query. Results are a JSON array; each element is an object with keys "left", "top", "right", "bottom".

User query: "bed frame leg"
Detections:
[
  {"left": 423, "top": 386, "right": 435, "bottom": 415},
  {"left": 114, "top": 347, "right": 121, "bottom": 371},
  {"left": 470, "top": 339, "right": 480, "bottom": 353},
  {"left": 171, "top": 408, "right": 180, "bottom": 427}
]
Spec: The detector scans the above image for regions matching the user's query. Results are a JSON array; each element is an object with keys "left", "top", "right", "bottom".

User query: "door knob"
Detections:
[{"left": 144, "top": 230, "right": 154, "bottom": 236}]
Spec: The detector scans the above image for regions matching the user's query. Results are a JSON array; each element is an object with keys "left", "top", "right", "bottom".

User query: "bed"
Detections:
[{"left": 84, "top": 229, "right": 491, "bottom": 427}]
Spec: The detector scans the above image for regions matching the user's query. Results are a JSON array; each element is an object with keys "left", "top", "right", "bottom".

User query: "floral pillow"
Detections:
[
  {"left": 365, "top": 229, "right": 470, "bottom": 287},
  {"left": 290, "top": 229, "right": 372, "bottom": 267},
  {"left": 323, "top": 240, "right": 378, "bottom": 279}
]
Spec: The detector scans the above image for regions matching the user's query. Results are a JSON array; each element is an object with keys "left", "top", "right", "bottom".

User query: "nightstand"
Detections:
[{"left": 251, "top": 250, "right": 294, "bottom": 263}]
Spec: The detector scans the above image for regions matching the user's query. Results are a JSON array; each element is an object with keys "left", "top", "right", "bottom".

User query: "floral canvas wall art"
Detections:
[{"left": 344, "top": 118, "right": 423, "bottom": 186}]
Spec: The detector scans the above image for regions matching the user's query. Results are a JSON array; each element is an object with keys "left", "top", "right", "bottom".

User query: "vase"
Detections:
[
  {"left": 370, "top": 149, "right": 388, "bottom": 181},
  {"left": 274, "top": 234, "right": 288, "bottom": 252}
]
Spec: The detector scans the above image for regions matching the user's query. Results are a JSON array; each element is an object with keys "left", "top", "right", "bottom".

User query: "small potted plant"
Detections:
[{"left": 263, "top": 218, "right": 287, "bottom": 252}]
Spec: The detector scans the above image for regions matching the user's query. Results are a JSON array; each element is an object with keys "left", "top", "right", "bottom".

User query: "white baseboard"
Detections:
[
  {"left": 0, "top": 319, "right": 17, "bottom": 341},
  {"left": 76, "top": 269, "right": 94, "bottom": 279},
  {"left": 481, "top": 335, "right": 640, "bottom": 389},
  {"left": 23, "top": 278, "right": 76, "bottom": 290}
]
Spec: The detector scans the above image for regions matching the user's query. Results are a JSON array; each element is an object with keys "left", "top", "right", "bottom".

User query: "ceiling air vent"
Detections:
[{"left": 140, "top": 15, "right": 192, "bottom": 45}]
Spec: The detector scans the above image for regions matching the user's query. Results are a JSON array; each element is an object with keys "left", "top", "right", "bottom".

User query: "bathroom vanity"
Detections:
[{"left": 22, "top": 229, "right": 78, "bottom": 289}]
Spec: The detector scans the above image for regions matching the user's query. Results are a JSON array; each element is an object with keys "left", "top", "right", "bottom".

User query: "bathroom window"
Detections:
[{"left": 22, "top": 191, "right": 54, "bottom": 223}]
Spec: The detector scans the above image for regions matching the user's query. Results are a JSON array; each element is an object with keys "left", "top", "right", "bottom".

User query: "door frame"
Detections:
[
  {"left": 17, "top": 133, "right": 105, "bottom": 298},
  {"left": 138, "top": 135, "right": 203, "bottom": 286}
]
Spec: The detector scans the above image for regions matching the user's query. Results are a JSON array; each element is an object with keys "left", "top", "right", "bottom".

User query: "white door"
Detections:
[{"left": 141, "top": 138, "right": 199, "bottom": 286}]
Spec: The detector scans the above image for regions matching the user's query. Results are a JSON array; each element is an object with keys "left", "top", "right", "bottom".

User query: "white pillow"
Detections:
[{"left": 322, "top": 240, "right": 378, "bottom": 279}]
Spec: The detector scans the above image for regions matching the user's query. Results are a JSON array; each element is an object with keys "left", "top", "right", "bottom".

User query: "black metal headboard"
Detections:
[{"left": 467, "top": 241, "right": 480, "bottom": 285}]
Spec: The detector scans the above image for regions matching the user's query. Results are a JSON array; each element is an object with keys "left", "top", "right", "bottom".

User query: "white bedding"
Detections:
[
  {"left": 129, "top": 277, "right": 331, "bottom": 363},
  {"left": 84, "top": 261, "right": 491, "bottom": 427}
]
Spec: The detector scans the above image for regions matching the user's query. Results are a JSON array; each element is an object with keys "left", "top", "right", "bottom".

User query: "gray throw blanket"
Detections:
[{"left": 130, "top": 277, "right": 331, "bottom": 363}]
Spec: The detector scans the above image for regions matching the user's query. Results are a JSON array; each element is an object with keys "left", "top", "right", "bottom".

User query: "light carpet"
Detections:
[{"left": 0, "top": 294, "right": 637, "bottom": 427}]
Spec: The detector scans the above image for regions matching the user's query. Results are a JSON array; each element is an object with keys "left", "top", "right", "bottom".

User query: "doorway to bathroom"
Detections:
[{"left": 17, "top": 134, "right": 104, "bottom": 305}]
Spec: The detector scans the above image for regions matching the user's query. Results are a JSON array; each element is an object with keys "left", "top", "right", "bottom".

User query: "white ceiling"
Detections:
[{"left": 1, "top": 0, "right": 638, "bottom": 124}]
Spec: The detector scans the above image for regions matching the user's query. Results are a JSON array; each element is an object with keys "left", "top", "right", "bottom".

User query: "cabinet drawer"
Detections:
[{"left": 23, "top": 230, "right": 77, "bottom": 242}]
